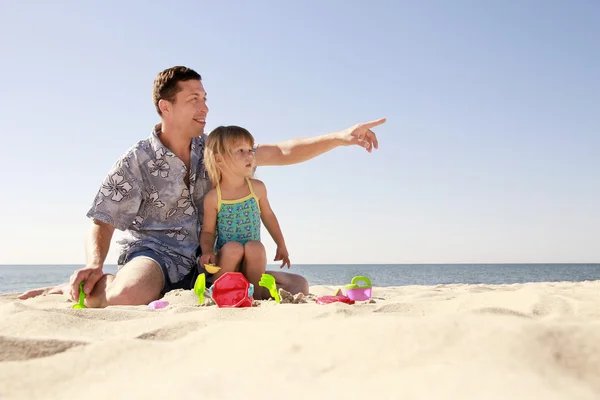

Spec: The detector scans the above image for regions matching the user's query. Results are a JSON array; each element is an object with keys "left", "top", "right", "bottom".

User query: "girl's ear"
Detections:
[{"left": 214, "top": 154, "right": 223, "bottom": 163}]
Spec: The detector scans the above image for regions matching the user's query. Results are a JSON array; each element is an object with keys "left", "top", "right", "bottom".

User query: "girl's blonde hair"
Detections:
[{"left": 204, "top": 125, "right": 255, "bottom": 186}]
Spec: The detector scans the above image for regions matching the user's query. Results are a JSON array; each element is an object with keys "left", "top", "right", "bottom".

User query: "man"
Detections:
[{"left": 18, "top": 66, "right": 385, "bottom": 307}]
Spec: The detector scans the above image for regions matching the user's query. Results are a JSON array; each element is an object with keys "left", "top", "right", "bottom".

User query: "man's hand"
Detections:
[
  {"left": 69, "top": 265, "right": 104, "bottom": 301},
  {"left": 199, "top": 252, "right": 216, "bottom": 268},
  {"left": 275, "top": 245, "right": 290, "bottom": 269},
  {"left": 338, "top": 118, "right": 386, "bottom": 152}
]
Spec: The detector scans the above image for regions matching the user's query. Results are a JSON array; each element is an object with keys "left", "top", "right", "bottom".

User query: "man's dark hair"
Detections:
[{"left": 152, "top": 66, "right": 202, "bottom": 115}]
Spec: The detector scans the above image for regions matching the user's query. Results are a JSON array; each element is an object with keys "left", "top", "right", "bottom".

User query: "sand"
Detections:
[{"left": 1, "top": 281, "right": 600, "bottom": 399}]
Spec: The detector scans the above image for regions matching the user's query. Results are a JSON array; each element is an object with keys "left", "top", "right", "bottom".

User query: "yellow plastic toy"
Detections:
[{"left": 204, "top": 263, "right": 221, "bottom": 274}]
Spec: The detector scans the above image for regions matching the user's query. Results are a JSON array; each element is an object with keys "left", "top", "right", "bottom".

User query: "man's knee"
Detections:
[
  {"left": 291, "top": 274, "right": 309, "bottom": 295},
  {"left": 105, "top": 259, "right": 164, "bottom": 306},
  {"left": 106, "top": 282, "right": 156, "bottom": 306},
  {"left": 270, "top": 271, "right": 309, "bottom": 295}
]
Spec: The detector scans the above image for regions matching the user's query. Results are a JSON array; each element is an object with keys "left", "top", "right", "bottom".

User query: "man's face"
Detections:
[{"left": 162, "top": 80, "right": 208, "bottom": 137}]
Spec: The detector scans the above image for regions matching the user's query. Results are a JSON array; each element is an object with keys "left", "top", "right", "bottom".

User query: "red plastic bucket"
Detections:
[{"left": 209, "top": 272, "right": 253, "bottom": 308}]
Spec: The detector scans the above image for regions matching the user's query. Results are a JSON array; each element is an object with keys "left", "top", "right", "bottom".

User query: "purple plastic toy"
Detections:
[{"left": 342, "top": 276, "right": 372, "bottom": 301}]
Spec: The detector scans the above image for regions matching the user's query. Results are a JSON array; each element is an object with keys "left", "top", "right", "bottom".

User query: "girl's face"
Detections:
[{"left": 222, "top": 139, "right": 255, "bottom": 177}]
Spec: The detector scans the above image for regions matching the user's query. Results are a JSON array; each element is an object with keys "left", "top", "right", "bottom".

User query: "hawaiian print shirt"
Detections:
[{"left": 86, "top": 124, "right": 213, "bottom": 284}]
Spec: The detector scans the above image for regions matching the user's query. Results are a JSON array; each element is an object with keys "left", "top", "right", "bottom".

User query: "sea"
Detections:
[{"left": 1, "top": 263, "right": 600, "bottom": 295}]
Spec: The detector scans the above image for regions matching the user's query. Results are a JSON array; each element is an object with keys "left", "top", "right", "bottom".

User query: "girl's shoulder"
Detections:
[
  {"left": 204, "top": 187, "right": 218, "bottom": 205},
  {"left": 249, "top": 178, "right": 264, "bottom": 186},
  {"left": 248, "top": 178, "right": 266, "bottom": 196}
]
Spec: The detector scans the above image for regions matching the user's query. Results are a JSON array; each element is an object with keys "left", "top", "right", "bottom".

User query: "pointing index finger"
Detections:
[{"left": 362, "top": 117, "right": 386, "bottom": 129}]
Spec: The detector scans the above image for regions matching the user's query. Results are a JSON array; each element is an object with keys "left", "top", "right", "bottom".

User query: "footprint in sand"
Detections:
[
  {"left": 0, "top": 336, "right": 87, "bottom": 362},
  {"left": 531, "top": 295, "right": 574, "bottom": 317},
  {"left": 136, "top": 320, "right": 206, "bottom": 341},
  {"left": 473, "top": 307, "right": 531, "bottom": 318}
]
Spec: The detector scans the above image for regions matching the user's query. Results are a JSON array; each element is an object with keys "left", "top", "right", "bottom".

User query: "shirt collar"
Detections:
[
  {"left": 149, "top": 123, "right": 169, "bottom": 156},
  {"left": 150, "top": 123, "right": 206, "bottom": 156}
]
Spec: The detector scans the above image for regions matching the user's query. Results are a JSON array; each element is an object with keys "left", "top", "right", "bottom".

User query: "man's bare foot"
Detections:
[{"left": 17, "top": 283, "right": 68, "bottom": 300}]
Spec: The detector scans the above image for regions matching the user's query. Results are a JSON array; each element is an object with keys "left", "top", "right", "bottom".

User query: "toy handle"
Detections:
[
  {"left": 232, "top": 298, "right": 246, "bottom": 307},
  {"left": 351, "top": 276, "right": 372, "bottom": 288},
  {"left": 232, "top": 284, "right": 254, "bottom": 307}
]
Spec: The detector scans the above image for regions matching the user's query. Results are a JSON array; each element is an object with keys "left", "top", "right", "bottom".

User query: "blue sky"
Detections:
[{"left": 1, "top": 0, "right": 598, "bottom": 264}]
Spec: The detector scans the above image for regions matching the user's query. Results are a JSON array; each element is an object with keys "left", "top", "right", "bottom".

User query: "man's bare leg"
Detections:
[
  {"left": 19, "top": 258, "right": 165, "bottom": 307},
  {"left": 17, "top": 284, "right": 69, "bottom": 300},
  {"left": 267, "top": 271, "right": 309, "bottom": 296},
  {"left": 84, "top": 257, "right": 164, "bottom": 308},
  {"left": 241, "top": 241, "right": 268, "bottom": 300}
]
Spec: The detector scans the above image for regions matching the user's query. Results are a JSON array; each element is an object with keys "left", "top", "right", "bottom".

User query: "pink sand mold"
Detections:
[{"left": 147, "top": 300, "right": 169, "bottom": 309}]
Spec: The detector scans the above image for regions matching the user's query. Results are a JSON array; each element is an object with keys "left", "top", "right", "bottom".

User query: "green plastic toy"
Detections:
[
  {"left": 344, "top": 276, "right": 372, "bottom": 290},
  {"left": 72, "top": 281, "right": 86, "bottom": 309},
  {"left": 258, "top": 273, "right": 280, "bottom": 303},
  {"left": 334, "top": 275, "right": 372, "bottom": 301},
  {"left": 193, "top": 273, "right": 206, "bottom": 304}
]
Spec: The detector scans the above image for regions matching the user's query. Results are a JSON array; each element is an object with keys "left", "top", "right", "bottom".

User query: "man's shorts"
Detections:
[{"left": 119, "top": 248, "right": 207, "bottom": 295}]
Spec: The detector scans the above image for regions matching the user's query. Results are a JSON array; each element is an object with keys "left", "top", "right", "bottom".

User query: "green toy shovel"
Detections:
[
  {"left": 259, "top": 274, "right": 280, "bottom": 303},
  {"left": 193, "top": 273, "right": 206, "bottom": 304},
  {"left": 72, "top": 281, "right": 87, "bottom": 309}
]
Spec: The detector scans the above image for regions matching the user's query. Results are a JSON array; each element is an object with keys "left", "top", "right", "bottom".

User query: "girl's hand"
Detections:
[
  {"left": 274, "top": 246, "right": 290, "bottom": 269},
  {"left": 199, "top": 252, "right": 216, "bottom": 269}
]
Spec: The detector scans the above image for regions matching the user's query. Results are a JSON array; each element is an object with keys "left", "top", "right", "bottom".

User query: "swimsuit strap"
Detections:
[
  {"left": 246, "top": 178, "right": 256, "bottom": 197},
  {"left": 216, "top": 184, "right": 223, "bottom": 211},
  {"left": 246, "top": 178, "right": 261, "bottom": 212}
]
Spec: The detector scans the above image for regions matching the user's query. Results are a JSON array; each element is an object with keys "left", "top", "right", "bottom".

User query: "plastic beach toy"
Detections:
[
  {"left": 203, "top": 263, "right": 221, "bottom": 274},
  {"left": 193, "top": 273, "right": 206, "bottom": 304},
  {"left": 316, "top": 295, "right": 355, "bottom": 305},
  {"left": 71, "top": 282, "right": 86, "bottom": 309},
  {"left": 343, "top": 276, "right": 372, "bottom": 301},
  {"left": 208, "top": 272, "right": 254, "bottom": 308},
  {"left": 258, "top": 273, "right": 280, "bottom": 303},
  {"left": 319, "top": 276, "right": 372, "bottom": 305},
  {"left": 148, "top": 300, "right": 169, "bottom": 309}
]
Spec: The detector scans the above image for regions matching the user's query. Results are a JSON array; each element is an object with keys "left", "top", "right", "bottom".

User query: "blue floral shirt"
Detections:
[{"left": 86, "top": 125, "right": 213, "bottom": 284}]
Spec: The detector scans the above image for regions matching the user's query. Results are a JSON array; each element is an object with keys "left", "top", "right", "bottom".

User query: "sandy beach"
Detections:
[{"left": 1, "top": 281, "right": 600, "bottom": 399}]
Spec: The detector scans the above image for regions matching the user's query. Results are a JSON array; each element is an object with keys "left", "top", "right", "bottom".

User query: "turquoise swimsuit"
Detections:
[{"left": 214, "top": 178, "right": 261, "bottom": 254}]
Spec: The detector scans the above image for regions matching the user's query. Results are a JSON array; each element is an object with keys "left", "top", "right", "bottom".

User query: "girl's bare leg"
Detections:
[
  {"left": 213, "top": 241, "right": 244, "bottom": 280},
  {"left": 241, "top": 241, "right": 268, "bottom": 300}
]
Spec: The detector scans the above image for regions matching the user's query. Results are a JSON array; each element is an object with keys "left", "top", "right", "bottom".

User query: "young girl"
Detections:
[{"left": 200, "top": 125, "right": 290, "bottom": 300}]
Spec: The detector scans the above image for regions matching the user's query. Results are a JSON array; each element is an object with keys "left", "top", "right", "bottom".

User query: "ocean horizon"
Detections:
[{"left": 2, "top": 263, "right": 599, "bottom": 295}]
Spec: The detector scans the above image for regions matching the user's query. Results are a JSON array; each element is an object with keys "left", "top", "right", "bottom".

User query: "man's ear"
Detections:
[{"left": 158, "top": 99, "right": 170, "bottom": 115}]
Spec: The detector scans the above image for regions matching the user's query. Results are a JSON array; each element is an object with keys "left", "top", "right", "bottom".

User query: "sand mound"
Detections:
[{"left": 1, "top": 281, "right": 600, "bottom": 399}]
